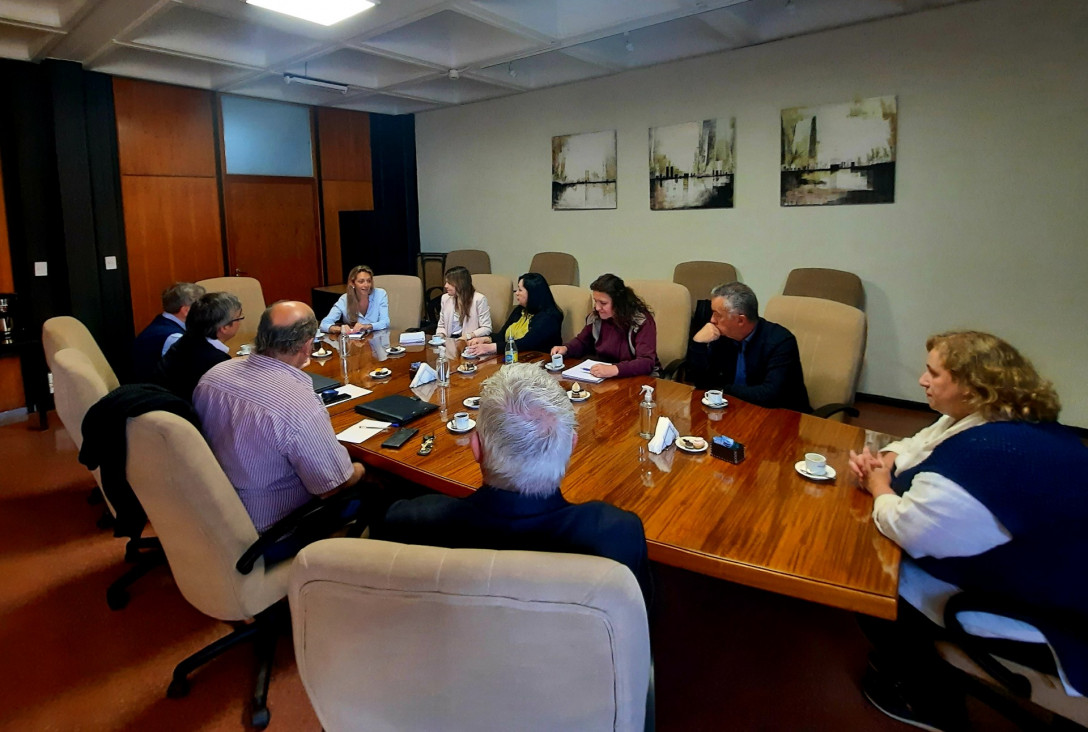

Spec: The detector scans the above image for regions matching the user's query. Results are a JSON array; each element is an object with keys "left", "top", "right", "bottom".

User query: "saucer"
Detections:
[
  {"left": 428, "top": 337, "right": 445, "bottom": 346},
  {"left": 794, "top": 461, "right": 836, "bottom": 481},
  {"left": 675, "top": 436, "right": 709, "bottom": 453},
  {"left": 311, "top": 348, "right": 332, "bottom": 359},
  {"left": 545, "top": 363, "right": 565, "bottom": 372},
  {"left": 369, "top": 369, "right": 392, "bottom": 378},
  {"left": 701, "top": 396, "right": 729, "bottom": 409},
  {"left": 567, "top": 389, "right": 590, "bottom": 402},
  {"left": 460, "top": 351, "right": 478, "bottom": 360},
  {"left": 447, "top": 418, "right": 476, "bottom": 434},
  {"left": 463, "top": 396, "right": 481, "bottom": 409},
  {"left": 457, "top": 364, "right": 477, "bottom": 374},
  {"left": 386, "top": 346, "right": 406, "bottom": 355}
]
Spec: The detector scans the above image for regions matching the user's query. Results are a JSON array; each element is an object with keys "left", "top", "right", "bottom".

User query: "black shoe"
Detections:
[{"left": 862, "top": 667, "right": 967, "bottom": 732}]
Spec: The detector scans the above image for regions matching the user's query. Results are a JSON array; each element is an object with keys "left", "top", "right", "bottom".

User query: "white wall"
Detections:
[{"left": 416, "top": 0, "right": 1088, "bottom": 427}]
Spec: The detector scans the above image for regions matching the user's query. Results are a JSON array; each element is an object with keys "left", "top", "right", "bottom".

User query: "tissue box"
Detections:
[{"left": 710, "top": 435, "right": 745, "bottom": 464}]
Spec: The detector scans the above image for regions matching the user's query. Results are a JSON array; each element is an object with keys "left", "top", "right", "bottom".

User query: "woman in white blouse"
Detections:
[{"left": 435, "top": 265, "right": 491, "bottom": 341}]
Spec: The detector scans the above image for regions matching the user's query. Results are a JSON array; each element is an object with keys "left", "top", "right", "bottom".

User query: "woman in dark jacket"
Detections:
[{"left": 465, "top": 273, "right": 563, "bottom": 356}]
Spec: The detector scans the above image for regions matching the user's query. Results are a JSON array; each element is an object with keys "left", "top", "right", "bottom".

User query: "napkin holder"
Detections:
[{"left": 710, "top": 435, "right": 745, "bottom": 464}]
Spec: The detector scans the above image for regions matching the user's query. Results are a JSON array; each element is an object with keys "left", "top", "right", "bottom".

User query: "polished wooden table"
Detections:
[{"left": 310, "top": 330, "right": 901, "bottom": 619}]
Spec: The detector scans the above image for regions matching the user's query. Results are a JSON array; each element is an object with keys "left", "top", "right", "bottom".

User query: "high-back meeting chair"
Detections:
[
  {"left": 471, "top": 273, "right": 513, "bottom": 331},
  {"left": 195, "top": 276, "right": 266, "bottom": 351},
  {"left": 289, "top": 538, "right": 652, "bottom": 732},
  {"left": 627, "top": 279, "right": 691, "bottom": 377},
  {"left": 444, "top": 249, "right": 491, "bottom": 275},
  {"left": 764, "top": 295, "right": 867, "bottom": 420},
  {"left": 672, "top": 261, "right": 738, "bottom": 313},
  {"left": 550, "top": 285, "right": 593, "bottom": 344},
  {"left": 42, "top": 316, "right": 120, "bottom": 392},
  {"left": 530, "top": 251, "right": 579, "bottom": 286},
  {"left": 372, "top": 274, "right": 422, "bottom": 332},
  {"left": 125, "top": 411, "right": 293, "bottom": 729},
  {"left": 782, "top": 267, "right": 864, "bottom": 310}
]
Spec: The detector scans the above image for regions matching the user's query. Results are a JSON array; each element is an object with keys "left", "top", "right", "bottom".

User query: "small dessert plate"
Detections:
[
  {"left": 460, "top": 351, "right": 478, "bottom": 360},
  {"left": 794, "top": 461, "right": 836, "bottom": 481},
  {"left": 369, "top": 368, "right": 392, "bottom": 378},
  {"left": 386, "top": 346, "right": 406, "bottom": 355},
  {"left": 311, "top": 347, "right": 332, "bottom": 358},
  {"left": 463, "top": 396, "right": 481, "bottom": 409},
  {"left": 544, "top": 363, "right": 565, "bottom": 372},
  {"left": 457, "top": 364, "right": 477, "bottom": 374},
  {"left": 567, "top": 389, "right": 590, "bottom": 402},
  {"left": 675, "top": 436, "right": 709, "bottom": 453},
  {"left": 447, "top": 418, "right": 476, "bottom": 434},
  {"left": 701, "top": 396, "right": 729, "bottom": 409}
]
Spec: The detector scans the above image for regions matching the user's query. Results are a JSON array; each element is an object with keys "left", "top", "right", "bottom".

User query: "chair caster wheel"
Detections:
[
  {"left": 167, "top": 677, "right": 190, "bottom": 699},
  {"left": 251, "top": 707, "right": 270, "bottom": 728},
  {"left": 106, "top": 587, "right": 129, "bottom": 611}
]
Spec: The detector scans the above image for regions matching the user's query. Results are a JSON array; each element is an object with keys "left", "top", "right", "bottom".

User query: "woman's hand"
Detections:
[
  {"left": 588, "top": 363, "right": 620, "bottom": 379},
  {"left": 464, "top": 342, "right": 497, "bottom": 357},
  {"left": 350, "top": 322, "right": 371, "bottom": 334},
  {"left": 467, "top": 336, "right": 490, "bottom": 348},
  {"left": 550, "top": 345, "right": 568, "bottom": 357}
]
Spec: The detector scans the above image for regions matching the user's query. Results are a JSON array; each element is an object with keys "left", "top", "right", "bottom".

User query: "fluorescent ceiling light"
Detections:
[
  {"left": 247, "top": 0, "right": 375, "bottom": 26},
  {"left": 284, "top": 73, "right": 349, "bottom": 93}
]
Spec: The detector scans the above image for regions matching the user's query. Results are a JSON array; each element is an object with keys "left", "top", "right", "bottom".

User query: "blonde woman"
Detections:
[
  {"left": 435, "top": 265, "right": 491, "bottom": 340},
  {"left": 320, "top": 265, "right": 389, "bottom": 334}
]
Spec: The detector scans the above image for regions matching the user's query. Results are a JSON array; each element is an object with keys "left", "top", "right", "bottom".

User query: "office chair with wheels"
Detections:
[
  {"left": 471, "top": 273, "right": 513, "bottom": 331},
  {"left": 42, "top": 316, "right": 120, "bottom": 392},
  {"left": 672, "top": 261, "right": 738, "bottom": 314},
  {"left": 372, "top": 274, "right": 423, "bottom": 332},
  {"left": 782, "top": 267, "right": 864, "bottom": 310},
  {"left": 550, "top": 285, "right": 593, "bottom": 344},
  {"left": 290, "top": 538, "right": 652, "bottom": 732},
  {"left": 194, "top": 276, "right": 266, "bottom": 351},
  {"left": 444, "top": 249, "right": 491, "bottom": 275},
  {"left": 530, "top": 251, "right": 579, "bottom": 286},
  {"left": 626, "top": 280, "right": 691, "bottom": 378}
]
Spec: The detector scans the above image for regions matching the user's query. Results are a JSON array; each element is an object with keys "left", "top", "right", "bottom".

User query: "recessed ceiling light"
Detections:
[{"left": 246, "top": 0, "right": 376, "bottom": 26}]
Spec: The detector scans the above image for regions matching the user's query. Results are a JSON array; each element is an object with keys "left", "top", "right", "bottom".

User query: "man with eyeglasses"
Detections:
[{"left": 156, "top": 291, "right": 244, "bottom": 402}]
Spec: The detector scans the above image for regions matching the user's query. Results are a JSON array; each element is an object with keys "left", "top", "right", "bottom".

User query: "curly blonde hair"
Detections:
[{"left": 927, "top": 331, "right": 1060, "bottom": 423}]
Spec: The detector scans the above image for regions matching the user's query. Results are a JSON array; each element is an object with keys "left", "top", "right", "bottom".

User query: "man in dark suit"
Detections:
[
  {"left": 686, "top": 281, "right": 811, "bottom": 412},
  {"left": 374, "top": 362, "right": 651, "bottom": 604},
  {"left": 155, "top": 292, "right": 242, "bottom": 402},
  {"left": 131, "top": 282, "right": 205, "bottom": 382}
]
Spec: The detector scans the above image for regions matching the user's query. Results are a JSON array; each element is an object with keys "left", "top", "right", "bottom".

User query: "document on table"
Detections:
[
  {"left": 399, "top": 331, "right": 426, "bottom": 345},
  {"left": 562, "top": 359, "right": 606, "bottom": 383},
  {"left": 337, "top": 418, "right": 393, "bottom": 444}
]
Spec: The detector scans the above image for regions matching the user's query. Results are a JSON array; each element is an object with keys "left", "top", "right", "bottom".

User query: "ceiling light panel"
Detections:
[
  {"left": 125, "top": 5, "right": 322, "bottom": 68},
  {"left": 246, "top": 0, "right": 375, "bottom": 27},
  {"left": 360, "top": 10, "right": 540, "bottom": 69},
  {"left": 226, "top": 72, "right": 361, "bottom": 103}
]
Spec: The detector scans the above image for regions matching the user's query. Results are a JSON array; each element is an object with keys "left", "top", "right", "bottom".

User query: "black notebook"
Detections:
[
  {"left": 308, "top": 372, "right": 343, "bottom": 393},
  {"left": 354, "top": 394, "right": 438, "bottom": 425}
]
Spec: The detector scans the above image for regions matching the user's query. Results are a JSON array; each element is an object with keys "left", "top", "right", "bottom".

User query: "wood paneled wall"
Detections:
[
  {"left": 114, "top": 78, "right": 223, "bottom": 332},
  {"left": 0, "top": 147, "right": 24, "bottom": 410},
  {"left": 318, "top": 108, "right": 373, "bottom": 283}
]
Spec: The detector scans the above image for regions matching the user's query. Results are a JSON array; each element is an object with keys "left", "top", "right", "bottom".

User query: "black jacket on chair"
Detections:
[{"left": 79, "top": 384, "right": 200, "bottom": 538}]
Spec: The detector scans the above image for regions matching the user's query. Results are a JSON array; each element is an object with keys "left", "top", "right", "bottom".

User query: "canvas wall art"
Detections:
[
  {"left": 781, "top": 96, "right": 897, "bottom": 206},
  {"left": 552, "top": 130, "right": 617, "bottom": 210},
  {"left": 649, "top": 118, "right": 735, "bottom": 210}
]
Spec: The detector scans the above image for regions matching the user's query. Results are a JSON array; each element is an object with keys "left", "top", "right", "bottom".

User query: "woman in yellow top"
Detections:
[{"left": 466, "top": 273, "right": 563, "bottom": 356}]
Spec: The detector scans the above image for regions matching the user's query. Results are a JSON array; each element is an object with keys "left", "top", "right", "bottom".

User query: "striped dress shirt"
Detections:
[{"left": 194, "top": 354, "right": 353, "bottom": 532}]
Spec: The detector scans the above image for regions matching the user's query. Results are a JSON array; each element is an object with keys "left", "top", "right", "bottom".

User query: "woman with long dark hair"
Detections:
[
  {"left": 435, "top": 265, "right": 492, "bottom": 340},
  {"left": 320, "top": 265, "right": 389, "bottom": 334},
  {"left": 466, "top": 272, "right": 563, "bottom": 356},
  {"left": 551, "top": 273, "right": 659, "bottom": 379}
]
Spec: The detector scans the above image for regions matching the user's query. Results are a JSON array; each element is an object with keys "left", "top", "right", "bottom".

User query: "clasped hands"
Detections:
[{"left": 848, "top": 447, "right": 895, "bottom": 498}]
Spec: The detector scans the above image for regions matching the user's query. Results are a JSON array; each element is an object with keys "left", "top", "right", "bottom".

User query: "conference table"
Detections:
[{"left": 310, "top": 329, "right": 902, "bottom": 620}]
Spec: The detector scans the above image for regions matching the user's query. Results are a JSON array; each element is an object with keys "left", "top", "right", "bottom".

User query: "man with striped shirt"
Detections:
[{"left": 194, "top": 301, "right": 365, "bottom": 542}]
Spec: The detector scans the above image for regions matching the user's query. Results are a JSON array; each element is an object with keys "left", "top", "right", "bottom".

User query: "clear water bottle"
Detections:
[
  {"left": 338, "top": 329, "right": 348, "bottom": 356},
  {"left": 436, "top": 348, "right": 450, "bottom": 387},
  {"left": 504, "top": 333, "right": 518, "bottom": 364},
  {"left": 638, "top": 384, "right": 657, "bottom": 439}
]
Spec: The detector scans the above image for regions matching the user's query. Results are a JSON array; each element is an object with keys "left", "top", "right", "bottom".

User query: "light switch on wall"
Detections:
[
  {"left": 105, "top": 256, "right": 117, "bottom": 270},
  {"left": 34, "top": 261, "right": 48, "bottom": 276}
]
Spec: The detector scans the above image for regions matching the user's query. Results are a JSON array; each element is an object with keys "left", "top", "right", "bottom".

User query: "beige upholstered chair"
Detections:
[
  {"left": 373, "top": 274, "right": 422, "bottom": 332},
  {"left": 471, "top": 273, "right": 513, "bottom": 331},
  {"left": 627, "top": 279, "right": 691, "bottom": 376},
  {"left": 782, "top": 268, "right": 864, "bottom": 310},
  {"left": 195, "top": 276, "right": 266, "bottom": 351},
  {"left": 672, "top": 261, "right": 739, "bottom": 313},
  {"left": 551, "top": 285, "right": 593, "bottom": 344},
  {"left": 530, "top": 251, "right": 579, "bottom": 286},
  {"left": 125, "top": 411, "right": 292, "bottom": 728},
  {"left": 444, "top": 248, "right": 491, "bottom": 275},
  {"left": 764, "top": 295, "right": 867, "bottom": 421},
  {"left": 42, "top": 316, "right": 120, "bottom": 392},
  {"left": 290, "top": 538, "right": 651, "bottom": 732}
]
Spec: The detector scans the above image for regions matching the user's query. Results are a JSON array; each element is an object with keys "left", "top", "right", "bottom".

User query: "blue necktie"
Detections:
[{"left": 734, "top": 341, "right": 747, "bottom": 386}]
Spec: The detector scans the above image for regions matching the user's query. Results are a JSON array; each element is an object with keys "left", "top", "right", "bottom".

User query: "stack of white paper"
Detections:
[
  {"left": 400, "top": 331, "right": 426, "bottom": 345},
  {"left": 561, "top": 359, "right": 606, "bottom": 384}
]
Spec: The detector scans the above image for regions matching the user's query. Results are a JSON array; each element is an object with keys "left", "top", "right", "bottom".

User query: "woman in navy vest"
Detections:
[{"left": 849, "top": 331, "right": 1088, "bottom": 730}]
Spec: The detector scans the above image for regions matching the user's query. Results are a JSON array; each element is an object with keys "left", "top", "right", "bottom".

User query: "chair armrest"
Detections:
[
  {"left": 943, "top": 593, "right": 1032, "bottom": 698},
  {"left": 660, "top": 358, "right": 687, "bottom": 382},
  {"left": 812, "top": 403, "right": 860, "bottom": 420}
]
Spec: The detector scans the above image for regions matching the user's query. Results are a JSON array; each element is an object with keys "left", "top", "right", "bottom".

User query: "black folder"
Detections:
[
  {"left": 308, "top": 372, "right": 343, "bottom": 393},
  {"left": 354, "top": 394, "right": 438, "bottom": 425}
]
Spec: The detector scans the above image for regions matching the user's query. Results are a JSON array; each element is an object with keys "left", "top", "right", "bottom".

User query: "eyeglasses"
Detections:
[{"left": 229, "top": 315, "right": 245, "bottom": 324}]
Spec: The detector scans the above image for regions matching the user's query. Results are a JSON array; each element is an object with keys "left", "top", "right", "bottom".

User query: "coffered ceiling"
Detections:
[{"left": 0, "top": 0, "right": 972, "bottom": 115}]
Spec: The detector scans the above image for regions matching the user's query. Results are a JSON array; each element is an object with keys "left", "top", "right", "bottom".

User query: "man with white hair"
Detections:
[{"left": 375, "top": 362, "right": 650, "bottom": 600}]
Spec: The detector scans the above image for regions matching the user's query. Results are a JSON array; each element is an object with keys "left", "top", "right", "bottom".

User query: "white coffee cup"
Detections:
[
  {"left": 804, "top": 452, "right": 827, "bottom": 476},
  {"left": 706, "top": 389, "right": 724, "bottom": 406},
  {"left": 551, "top": 353, "right": 564, "bottom": 368},
  {"left": 239, "top": 344, "right": 253, "bottom": 355},
  {"left": 453, "top": 411, "right": 471, "bottom": 430}
]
